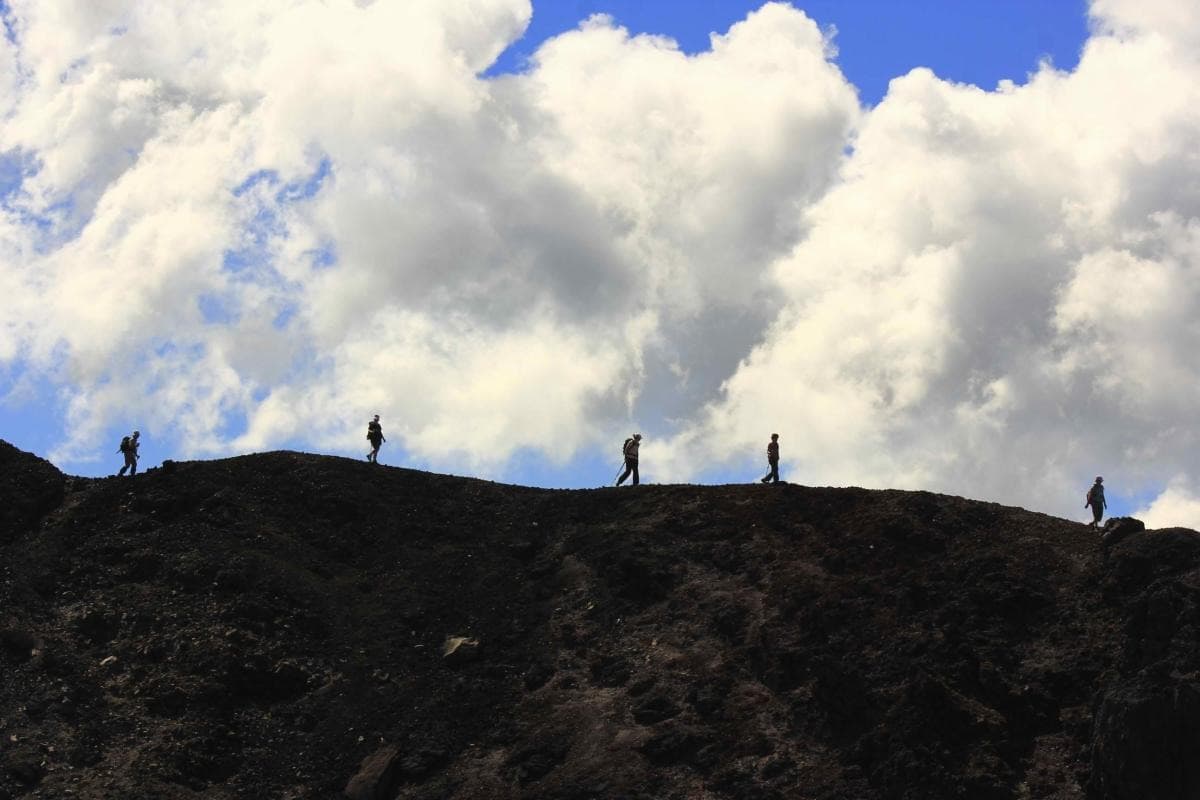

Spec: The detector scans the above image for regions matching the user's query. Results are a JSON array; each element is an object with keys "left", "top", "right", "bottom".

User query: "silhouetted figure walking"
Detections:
[
  {"left": 366, "top": 415, "right": 386, "bottom": 463},
  {"left": 760, "top": 433, "right": 780, "bottom": 484},
  {"left": 1086, "top": 476, "right": 1106, "bottom": 529},
  {"left": 616, "top": 433, "right": 641, "bottom": 486},
  {"left": 117, "top": 430, "right": 140, "bottom": 476}
]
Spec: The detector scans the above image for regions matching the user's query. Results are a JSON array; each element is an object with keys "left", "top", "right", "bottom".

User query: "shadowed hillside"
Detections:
[{"left": 2, "top": 440, "right": 1199, "bottom": 800}]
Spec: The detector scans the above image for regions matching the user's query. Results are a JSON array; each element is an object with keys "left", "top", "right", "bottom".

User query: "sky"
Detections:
[{"left": 2, "top": 0, "right": 1200, "bottom": 529}]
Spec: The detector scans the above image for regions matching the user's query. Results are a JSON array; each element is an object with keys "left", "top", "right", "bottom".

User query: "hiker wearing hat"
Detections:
[
  {"left": 1086, "top": 476, "right": 1106, "bottom": 529},
  {"left": 760, "top": 433, "right": 780, "bottom": 484},
  {"left": 616, "top": 433, "right": 642, "bottom": 486},
  {"left": 117, "top": 430, "right": 140, "bottom": 476},
  {"left": 366, "top": 415, "right": 386, "bottom": 463}
]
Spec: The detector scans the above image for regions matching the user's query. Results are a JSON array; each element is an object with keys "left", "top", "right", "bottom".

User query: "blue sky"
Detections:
[
  {"left": 1, "top": 0, "right": 1196, "bottom": 526},
  {"left": 487, "top": 0, "right": 1089, "bottom": 104}
]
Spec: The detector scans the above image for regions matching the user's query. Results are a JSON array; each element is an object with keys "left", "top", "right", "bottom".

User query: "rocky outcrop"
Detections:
[
  {"left": 1090, "top": 527, "right": 1200, "bottom": 800},
  {"left": 1101, "top": 516, "right": 1146, "bottom": 547},
  {"left": 0, "top": 441, "right": 64, "bottom": 542}
]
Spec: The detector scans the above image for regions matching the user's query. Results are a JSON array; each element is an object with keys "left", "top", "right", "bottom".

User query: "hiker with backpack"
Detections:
[
  {"left": 760, "top": 433, "right": 780, "bottom": 484},
  {"left": 1086, "top": 476, "right": 1106, "bottom": 529},
  {"left": 117, "top": 430, "right": 140, "bottom": 476},
  {"left": 615, "top": 433, "right": 642, "bottom": 486},
  {"left": 366, "top": 415, "right": 386, "bottom": 463}
]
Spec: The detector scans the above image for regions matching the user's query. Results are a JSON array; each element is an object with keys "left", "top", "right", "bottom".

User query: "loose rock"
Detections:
[
  {"left": 343, "top": 744, "right": 402, "bottom": 800},
  {"left": 442, "top": 636, "right": 481, "bottom": 666}
]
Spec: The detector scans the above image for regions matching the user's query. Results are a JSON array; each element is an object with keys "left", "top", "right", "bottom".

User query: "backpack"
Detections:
[
  {"left": 623, "top": 437, "right": 633, "bottom": 455},
  {"left": 119, "top": 435, "right": 131, "bottom": 454}
]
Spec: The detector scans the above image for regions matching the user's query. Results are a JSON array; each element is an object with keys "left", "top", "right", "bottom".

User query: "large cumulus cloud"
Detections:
[
  {"left": 0, "top": 1, "right": 857, "bottom": 473},
  {"left": 657, "top": 0, "right": 1200, "bottom": 526}
]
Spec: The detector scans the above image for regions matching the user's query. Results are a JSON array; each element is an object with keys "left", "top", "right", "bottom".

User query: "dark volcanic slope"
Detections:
[{"left": 2, "top": 442, "right": 1200, "bottom": 800}]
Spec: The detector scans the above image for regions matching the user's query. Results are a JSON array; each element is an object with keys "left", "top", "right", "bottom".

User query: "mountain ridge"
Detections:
[{"left": 2, "top": 439, "right": 1199, "bottom": 799}]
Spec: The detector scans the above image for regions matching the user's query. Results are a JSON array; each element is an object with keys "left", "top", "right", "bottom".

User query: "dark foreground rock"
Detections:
[
  {"left": 1, "top": 440, "right": 1198, "bottom": 799},
  {"left": 0, "top": 440, "right": 64, "bottom": 544},
  {"left": 1101, "top": 516, "right": 1146, "bottom": 547}
]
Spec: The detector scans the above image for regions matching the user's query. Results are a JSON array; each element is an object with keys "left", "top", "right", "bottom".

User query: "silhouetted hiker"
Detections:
[
  {"left": 1086, "top": 476, "right": 1106, "bottom": 529},
  {"left": 616, "top": 433, "right": 641, "bottom": 486},
  {"left": 366, "top": 415, "right": 385, "bottom": 463},
  {"left": 760, "top": 433, "right": 780, "bottom": 484},
  {"left": 117, "top": 430, "right": 140, "bottom": 476}
]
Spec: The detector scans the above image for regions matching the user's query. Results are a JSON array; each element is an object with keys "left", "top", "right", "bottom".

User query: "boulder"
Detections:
[{"left": 1102, "top": 517, "right": 1146, "bottom": 547}]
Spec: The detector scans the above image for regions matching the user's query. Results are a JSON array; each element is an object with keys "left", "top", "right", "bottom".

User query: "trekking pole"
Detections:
[{"left": 614, "top": 463, "right": 625, "bottom": 483}]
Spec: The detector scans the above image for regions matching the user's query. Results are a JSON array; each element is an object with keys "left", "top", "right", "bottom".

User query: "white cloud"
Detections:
[
  {"left": 1136, "top": 478, "right": 1200, "bottom": 531},
  {"left": 1090, "top": 0, "right": 1200, "bottom": 52},
  {"left": 523, "top": 3, "right": 855, "bottom": 313},
  {"left": 236, "top": 311, "right": 625, "bottom": 472}
]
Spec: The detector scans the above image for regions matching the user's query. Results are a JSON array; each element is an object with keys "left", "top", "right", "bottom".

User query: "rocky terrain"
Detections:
[{"left": 2, "top": 439, "right": 1199, "bottom": 799}]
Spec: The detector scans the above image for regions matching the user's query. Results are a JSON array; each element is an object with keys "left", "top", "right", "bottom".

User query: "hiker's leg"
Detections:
[{"left": 631, "top": 462, "right": 639, "bottom": 486}]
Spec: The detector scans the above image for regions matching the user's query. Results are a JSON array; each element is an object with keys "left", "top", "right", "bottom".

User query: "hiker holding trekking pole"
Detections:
[
  {"left": 615, "top": 433, "right": 641, "bottom": 486},
  {"left": 760, "top": 433, "right": 780, "bottom": 484}
]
